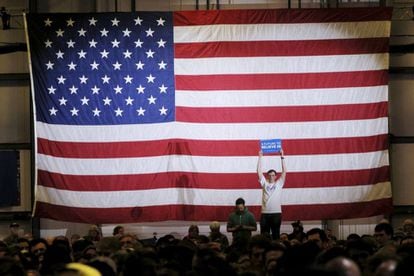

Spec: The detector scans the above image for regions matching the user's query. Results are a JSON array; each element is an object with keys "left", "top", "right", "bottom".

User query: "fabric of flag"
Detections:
[{"left": 25, "top": 8, "right": 393, "bottom": 223}]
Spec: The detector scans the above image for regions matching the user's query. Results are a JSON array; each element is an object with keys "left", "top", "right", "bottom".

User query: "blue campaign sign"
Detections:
[{"left": 260, "top": 139, "right": 282, "bottom": 153}]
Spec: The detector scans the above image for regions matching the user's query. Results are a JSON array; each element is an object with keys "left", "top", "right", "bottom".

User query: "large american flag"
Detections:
[{"left": 25, "top": 8, "right": 393, "bottom": 223}]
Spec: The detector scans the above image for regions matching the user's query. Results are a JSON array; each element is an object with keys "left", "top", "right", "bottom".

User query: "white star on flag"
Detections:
[
  {"left": 159, "top": 106, "right": 168, "bottom": 115},
  {"left": 157, "top": 17, "right": 165, "bottom": 26},
  {"left": 115, "top": 107, "right": 123, "bottom": 116},
  {"left": 92, "top": 108, "right": 101, "bottom": 116},
  {"left": 146, "top": 28, "right": 154, "bottom": 37},
  {"left": 44, "top": 18, "right": 52, "bottom": 26},
  {"left": 69, "top": 85, "right": 78, "bottom": 94},
  {"left": 77, "top": 50, "right": 87, "bottom": 59},
  {"left": 123, "top": 50, "right": 132, "bottom": 59},
  {"left": 79, "top": 75, "right": 88, "bottom": 84},
  {"left": 111, "top": 18, "right": 120, "bottom": 26},
  {"left": 46, "top": 61, "right": 54, "bottom": 70},
  {"left": 157, "top": 39, "right": 166, "bottom": 48},
  {"left": 134, "top": 16, "right": 143, "bottom": 25},
  {"left": 123, "top": 28, "right": 131, "bottom": 37},
  {"left": 91, "top": 85, "right": 100, "bottom": 94},
  {"left": 103, "top": 97, "right": 112, "bottom": 105},
  {"left": 146, "top": 74, "right": 155, "bottom": 83},
  {"left": 159, "top": 84, "right": 168, "bottom": 93},
  {"left": 44, "top": 40, "right": 53, "bottom": 47},
  {"left": 78, "top": 28, "right": 86, "bottom": 36},
  {"left": 124, "top": 75, "right": 133, "bottom": 83},
  {"left": 80, "top": 96, "right": 90, "bottom": 105},
  {"left": 49, "top": 107, "right": 58, "bottom": 115},
  {"left": 101, "top": 75, "right": 110, "bottom": 84},
  {"left": 70, "top": 107, "right": 79, "bottom": 116},
  {"left": 56, "top": 50, "right": 64, "bottom": 59},
  {"left": 48, "top": 86, "right": 56, "bottom": 94},
  {"left": 158, "top": 61, "right": 167, "bottom": 70},
  {"left": 136, "top": 85, "right": 145, "bottom": 94},
  {"left": 100, "top": 28, "right": 109, "bottom": 36},
  {"left": 88, "top": 17, "right": 97, "bottom": 25},
  {"left": 57, "top": 75, "right": 66, "bottom": 84},
  {"left": 66, "top": 18, "right": 75, "bottom": 26},
  {"left": 67, "top": 62, "right": 77, "bottom": 70},
  {"left": 134, "top": 39, "right": 143, "bottom": 48},
  {"left": 56, "top": 29, "right": 64, "bottom": 37},
  {"left": 136, "top": 107, "right": 145, "bottom": 116},
  {"left": 89, "top": 39, "right": 98, "bottom": 48},
  {"left": 125, "top": 97, "right": 134, "bottom": 105},
  {"left": 58, "top": 97, "right": 67, "bottom": 105},
  {"left": 67, "top": 40, "right": 76, "bottom": 48},
  {"left": 114, "top": 85, "right": 123, "bottom": 94},
  {"left": 146, "top": 49, "right": 155, "bottom": 58},
  {"left": 90, "top": 61, "right": 99, "bottom": 70},
  {"left": 100, "top": 49, "right": 109, "bottom": 58},
  {"left": 113, "top": 61, "right": 122, "bottom": 70},
  {"left": 136, "top": 61, "right": 145, "bottom": 70},
  {"left": 112, "top": 39, "right": 120, "bottom": 48},
  {"left": 147, "top": 95, "right": 157, "bottom": 104}
]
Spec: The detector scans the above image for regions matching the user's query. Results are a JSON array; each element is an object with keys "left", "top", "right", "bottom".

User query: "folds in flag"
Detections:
[{"left": 25, "top": 8, "right": 393, "bottom": 223}]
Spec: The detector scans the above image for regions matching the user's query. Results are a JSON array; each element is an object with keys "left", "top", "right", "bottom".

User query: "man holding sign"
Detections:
[{"left": 257, "top": 142, "right": 286, "bottom": 240}]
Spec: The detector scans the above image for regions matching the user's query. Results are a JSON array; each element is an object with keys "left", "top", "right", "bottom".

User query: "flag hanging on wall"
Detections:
[{"left": 25, "top": 8, "right": 393, "bottom": 223}]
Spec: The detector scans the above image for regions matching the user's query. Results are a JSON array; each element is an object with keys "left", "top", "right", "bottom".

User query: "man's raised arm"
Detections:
[
  {"left": 257, "top": 150, "right": 263, "bottom": 180},
  {"left": 280, "top": 149, "right": 287, "bottom": 178}
]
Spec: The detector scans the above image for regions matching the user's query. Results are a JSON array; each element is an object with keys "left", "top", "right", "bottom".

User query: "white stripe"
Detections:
[
  {"left": 174, "top": 54, "right": 389, "bottom": 75},
  {"left": 176, "top": 86, "right": 388, "bottom": 107},
  {"left": 35, "top": 181, "right": 392, "bottom": 208},
  {"left": 35, "top": 118, "right": 388, "bottom": 142},
  {"left": 283, "top": 182, "right": 392, "bottom": 205},
  {"left": 174, "top": 22, "right": 391, "bottom": 43},
  {"left": 37, "top": 151, "right": 389, "bottom": 175}
]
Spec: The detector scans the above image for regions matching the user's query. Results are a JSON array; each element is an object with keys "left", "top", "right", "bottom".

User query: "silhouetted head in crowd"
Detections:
[
  {"left": 39, "top": 243, "right": 72, "bottom": 275},
  {"left": 113, "top": 225, "right": 125, "bottom": 237},
  {"left": 192, "top": 247, "right": 236, "bottom": 276},
  {"left": 306, "top": 228, "right": 329, "bottom": 249},
  {"left": 374, "top": 222, "right": 394, "bottom": 247},
  {"left": 402, "top": 219, "right": 414, "bottom": 235},
  {"left": 29, "top": 238, "right": 49, "bottom": 268}
]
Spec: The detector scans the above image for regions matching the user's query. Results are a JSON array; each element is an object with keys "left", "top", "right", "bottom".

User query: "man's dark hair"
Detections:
[
  {"left": 29, "top": 238, "right": 49, "bottom": 251},
  {"left": 113, "top": 225, "right": 123, "bottom": 236},
  {"left": 374, "top": 222, "right": 394, "bottom": 237},
  {"left": 267, "top": 169, "right": 277, "bottom": 175},
  {"left": 235, "top": 198, "right": 245, "bottom": 206},
  {"left": 306, "top": 228, "right": 328, "bottom": 242}
]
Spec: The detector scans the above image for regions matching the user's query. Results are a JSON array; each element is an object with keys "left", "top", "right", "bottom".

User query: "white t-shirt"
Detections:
[{"left": 259, "top": 174, "right": 285, "bottom": 214}]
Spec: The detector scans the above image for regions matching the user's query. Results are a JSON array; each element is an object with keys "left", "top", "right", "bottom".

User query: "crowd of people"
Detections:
[{"left": 1, "top": 218, "right": 414, "bottom": 275}]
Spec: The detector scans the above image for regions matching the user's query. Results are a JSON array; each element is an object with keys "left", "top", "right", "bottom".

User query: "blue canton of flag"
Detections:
[{"left": 27, "top": 12, "right": 175, "bottom": 125}]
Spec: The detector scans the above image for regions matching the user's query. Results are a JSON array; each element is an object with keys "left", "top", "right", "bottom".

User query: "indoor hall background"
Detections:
[{"left": 0, "top": 0, "right": 413, "bottom": 241}]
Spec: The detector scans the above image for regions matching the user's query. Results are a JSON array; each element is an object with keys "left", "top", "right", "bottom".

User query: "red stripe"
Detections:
[
  {"left": 176, "top": 102, "right": 388, "bottom": 123},
  {"left": 34, "top": 198, "right": 392, "bottom": 223},
  {"left": 34, "top": 202, "right": 246, "bottom": 223},
  {"left": 174, "top": 38, "right": 389, "bottom": 58},
  {"left": 37, "top": 135, "right": 389, "bottom": 158},
  {"left": 174, "top": 8, "right": 392, "bottom": 26},
  {"left": 283, "top": 198, "right": 393, "bottom": 220},
  {"left": 38, "top": 167, "right": 389, "bottom": 191},
  {"left": 175, "top": 71, "right": 388, "bottom": 90}
]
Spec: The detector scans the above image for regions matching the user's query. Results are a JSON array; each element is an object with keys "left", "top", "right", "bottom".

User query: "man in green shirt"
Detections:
[{"left": 227, "top": 197, "right": 257, "bottom": 244}]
